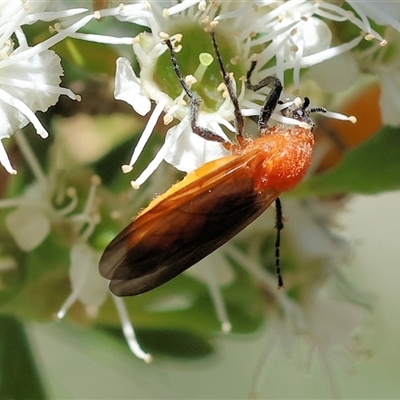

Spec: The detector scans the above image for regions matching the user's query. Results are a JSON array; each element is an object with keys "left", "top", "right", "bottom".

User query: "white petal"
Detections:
[
  {"left": 379, "top": 68, "right": 400, "bottom": 126},
  {"left": 0, "top": 138, "right": 17, "bottom": 174},
  {"left": 284, "top": 199, "right": 350, "bottom": 264},
  {"left": 0, "top": 100, "right": 29, "bottom": 139},
  {"left": 164, "top": 122, "right": 228, "bottom": 173},
  {"left": 5, "top": 207, "right": 50, "bottom": 251},
  {"left": 302, "top": 17, "right": 332, "bottom": 56},
  {"left": 310, "top": 51, "right": 360, "bottom": 93},
  {"left": 348, "top": 1, "right": 400, "bottom": 32},
  {"left": 283, "top": 17, "right": 332, "bottom": 62},
  {"left": 114, "top": 57, "right": 151, "bottom": 116},
  {"left": 305, "top": 296, "right": 364, "bottom": 350},
  {"left": 188, "top": 251, "right": 235, "bottom": 286},
  {"left": 69, "top": 243, "right": 108, "bottom": 309},
  {"left": 111, "top": 295, "right": 152, "bottom": 363},
  {"left": 146, "top": 294, "right": 194, "bottom": 312},
  {"left": 0, "top": 49, "right": 65, "bottom": 137},
  {"left": 1, "top": 49, "right": 63, "bottom": 110}
]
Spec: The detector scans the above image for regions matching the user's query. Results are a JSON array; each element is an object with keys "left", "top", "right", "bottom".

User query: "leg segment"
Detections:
[
  {"left": 274, "top": 197, "right": 284, "bottom": 288},
  {"left": 209, "top": 31, "right": 244, "bottom": 142},
  {"left": 165, "top": 39, "right": 229, "bottom": 146},
  {"left": 246, "top": 61, "right": 283, "bottom": 130}
]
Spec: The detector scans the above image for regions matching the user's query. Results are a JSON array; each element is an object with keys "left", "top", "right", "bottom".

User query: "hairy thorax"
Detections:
[{"left": 233, "top": 126, "right": 315, "bottom": 193}]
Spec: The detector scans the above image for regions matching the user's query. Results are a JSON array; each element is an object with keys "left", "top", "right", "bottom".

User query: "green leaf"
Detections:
[
  {"left": 296, "top": 126, "right": 400, "bottom": 196},
  {"left": 0, "top": 316, "right": 47, "bottom": 399},
  {"left": 136, "top": 328, "right": 214, "bottom": 359},
  {"left": 100, "top": 326, "right": 214, "bottom": 359}
]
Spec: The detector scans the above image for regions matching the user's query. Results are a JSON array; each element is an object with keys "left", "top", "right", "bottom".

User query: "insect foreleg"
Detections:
[
  {"left": 246, "top": 61, "right": 283, "bottom": 130},
  {"left": 165, "top": 39, "right": 230, "bottom": 147}
]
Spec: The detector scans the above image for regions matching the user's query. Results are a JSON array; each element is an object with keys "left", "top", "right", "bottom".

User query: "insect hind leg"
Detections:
[
  {"left": 274, "top": 197, "right": 284, "bottom": 288},
  {"left": 246, "top": 61, "right": 283, "bottom": 131},
  {"left": 165, "top": 39, "right": 230, "bottom": 148}
]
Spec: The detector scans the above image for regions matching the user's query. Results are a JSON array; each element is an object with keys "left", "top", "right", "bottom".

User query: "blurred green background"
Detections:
[{"left": 25, "top": 191, "right": 400, "bottom": 399}]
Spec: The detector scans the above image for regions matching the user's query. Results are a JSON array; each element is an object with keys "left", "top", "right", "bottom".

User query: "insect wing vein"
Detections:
[{"left": 100, "top": 153, "right": 278, "bottom": 296}]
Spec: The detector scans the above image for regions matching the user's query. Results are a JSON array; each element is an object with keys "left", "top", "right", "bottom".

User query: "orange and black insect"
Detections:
[{"left": 99, "top": 31, "right": 320, "bottom": 296}]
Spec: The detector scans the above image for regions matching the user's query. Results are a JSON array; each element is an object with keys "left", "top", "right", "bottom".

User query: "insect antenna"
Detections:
[
  {"left": 165, "top": 38, "right": 229, "bottom": 147},
  {"left": 310, "top": 107, "right": 327, "bottom": 114},
  {"left": 246, "top": 61, "right": 283, "bottom": 130},
  {"left": 274, "top": 197, "right": 284, "bottom": 288},
  {"left": 209, "top": 31, "right": 245, "bottom": 143}
]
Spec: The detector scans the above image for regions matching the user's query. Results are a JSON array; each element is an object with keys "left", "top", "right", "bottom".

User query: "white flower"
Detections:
[
  {"left": 57, "top": 240, "right": 152, "bottom": 363},
  {"left": 0, "top": 131, "right": 79, "bottom": 251},
  {"left": 361, "top": 28, "right": 400, "bottom": 127},
  {"left": 378, "top": 66, "right": 400, "bottom": 126},
  {"left": 228, "top": 197, "right": 367, "bottom": 398},
  {"left": 313, "top": 1, "right": 400, "bottom": 126},
  {"left": 69, "top": 1, "right": 356, "bottom": 188},
  {"left": 186, "top": 250, "right": 236, "bottom": 333},
  {"left": 0, "top": 2, "right": 96, "bottom": 174},
  {"left": 251, "top": 293, "right": 366, "bottom": 399},
  {"left": 347, "top": 1, "right": 400, "bottom": 34},
  {"left": 29, "top": 0, "right": 388, "bottom": 364},
  {"left": 115, "top": 30, "right": 232, "bottom": 188},
  {"left": 54, "top": 176, "right": 106, "bottom": 318},
  {"left": 5, "top": 182, "right": 54, "bottom": 252},
  {"left": 59, "top": 242, "right": 108, "bottom": 318},
  {"left": 114, "top": 57, "right": 152, "bottom": 116}
]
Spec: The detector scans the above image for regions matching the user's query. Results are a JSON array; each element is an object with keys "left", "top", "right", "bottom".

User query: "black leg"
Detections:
[
  {"left": 246, "top": 61, "right": 283, "bottom": 130},
  {"left": 274, "top": 197, "right": 284, "bottom": 288},
  {"left": 165, "top": 39, "right": 229, "bottom": 146},
  {"left": 209, "top": 31, "right": 244, "bottom": 142}
]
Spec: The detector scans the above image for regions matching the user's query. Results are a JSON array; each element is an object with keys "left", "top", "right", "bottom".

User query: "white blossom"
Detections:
[{"left": 0, "top": 2, "right": 95, "bottom": 174}]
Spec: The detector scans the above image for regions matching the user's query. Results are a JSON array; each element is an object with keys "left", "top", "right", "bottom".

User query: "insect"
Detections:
[{"left": 99, "top": 31, "right": 319, "bottom": 296}]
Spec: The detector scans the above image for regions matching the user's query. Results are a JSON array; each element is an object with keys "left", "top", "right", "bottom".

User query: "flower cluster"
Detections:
[{"left": 1, "top": 0, "right": 400, "bottom": 397}]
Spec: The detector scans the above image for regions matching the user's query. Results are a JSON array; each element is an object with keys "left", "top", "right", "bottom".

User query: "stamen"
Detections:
[
  {"left": 0, "top": 14, "right": 94, "bottom": 69},
  {"left": 163, "top": 113, "right": 174, "bottom": 125},
  {"left": 57, "top": 187, "right": 79, "bottom": 216},
  {"left": 112, "top": 295, "right": 152, "bottom": 363},
  {"left": 199, "top": 0, "right": 206, "bottom": 12},
  {"left": 130, "top": 125, "right": 180, "bottom": 189},
  {"left": 24, "top": 8, "right": 89, "bottom": 23},
  {"left": 14, "top": 130, "right": 46, "bottom": 184},
  {"left": 82, "top": 175, "right": 101, "bottom": 217},
  {"left": 159, "top": 31, "right": 170, "bottom": 40},
  {"left": 69, "top": 176, "right": 101, "bottom": 241},
  {"left": 0, "top": 76, "right": 79, "bottom": 102},
  {"left": 224, "top": 245, "right": 283, "bottom": 295},
  {"left": 57, "top": 245, "right": 91, "bottom": 320},
  {"left": 164, "top": 104, "right": 182, "bottom": 124},
  {"left": 0, "top": 139, "right": 17, "bottom": 175},
  {"left": 203, "top": 265, "right": 232, "bottom": 333},
  {"left": 70, "top": 32, "right": 135, "bottom": 45},
  {"left": 0, "top": 197, "right": 21, "bottom": 209},
  {"left": 56, "top": 263, "right": 89, "bottom": 320},
  {"left": 123, "top": 99, "right": 167, "bottom": 172},
  {"left": 249, "top": 335, "right": 278, "bottom": 399},
  {"left": 165, "top": 0, "right": 204, "bottom": 16},
  {"left": 185, "top": 75, "right": 197, "bottom": 87},
  {"left": 0, "top": 88, "right": 49, "bottom": 139}
]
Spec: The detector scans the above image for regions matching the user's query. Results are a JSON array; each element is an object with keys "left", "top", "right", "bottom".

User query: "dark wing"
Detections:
[{"left": 99, "top": 154, "right": 278, "bottom": 296}]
